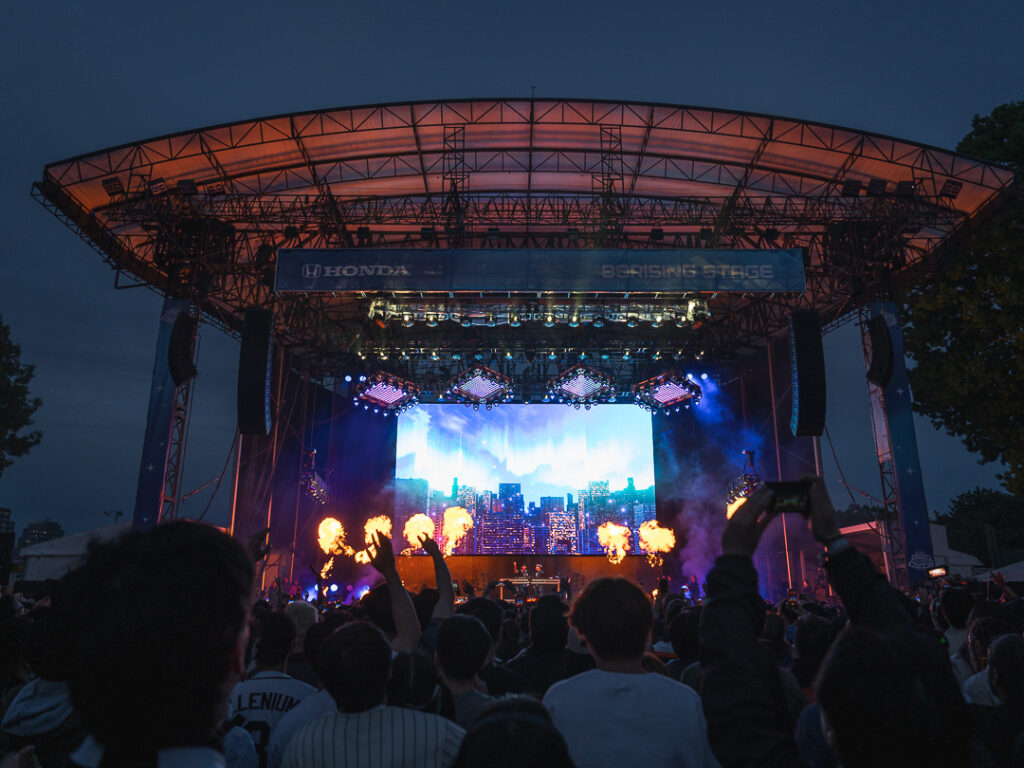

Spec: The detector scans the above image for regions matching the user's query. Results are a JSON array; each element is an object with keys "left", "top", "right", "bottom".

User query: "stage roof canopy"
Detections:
[{"left": 35, "top": 98, "right": 1015, "bottom": 376}]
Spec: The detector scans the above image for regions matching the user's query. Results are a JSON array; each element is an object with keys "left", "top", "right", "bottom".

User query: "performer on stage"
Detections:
[{"left": 534, "top": 563, "right": 544, "bottom": 578}]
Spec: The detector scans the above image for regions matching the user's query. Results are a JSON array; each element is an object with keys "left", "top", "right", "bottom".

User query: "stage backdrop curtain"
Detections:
[{"left": 234, "top": 366, "right": 397, "bottom": 593}]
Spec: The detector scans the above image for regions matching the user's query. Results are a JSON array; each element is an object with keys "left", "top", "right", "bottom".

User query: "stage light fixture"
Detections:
[
  {"left": 452, "top": 351, "right": 463, "bottom": 360},
  {"left": 402, "top": 313, "right": 414, "bottom": 327},
  {"left": 429, "top": 349, "right": 439, "bottom": 361},
  {"left": 544, "top": 313, "right": 556, "bottom": 327},
  {"left": 623, "top": 349, "right": 632, "bottom": 360},
  {"left": 700, "top": 372, "right": 709, "bottom": 380},
  {"left": 675, "top": 314, "right": 687, "bottom": 328},
  {"left": 504, "top": 349, "right": 513, "bottom": 360},
  {"left": 486, "top": 314, "right": 497, "bottom": 328},
  {"left": 632, "top": 372, "right": 702, "bottom": 414},
  {"left": 547, "top": 350, "right": 558, "bottom": 360},
  {"left": 461, "top": 316, "right": 473, "bottom": 328},
  {"left": 352, "top": 371, "right": 420, "bottom": 415},
  {"left": 444, "top": 366, "right": 516, "bottom": 408},
  {"left": 727, "top": 450, "right": 761, "bottom": 517},
  {"left": 696, "top": 349, "right": 705, "bottom": 360},
  {"left": 600, "top": 349, "right": 611, "bottom": 361},
  {"left": 652, "top": 350, "right": 662, "bottom": 361},
  {"left": 426, "top": 313, "right": 438, "bottom": 327},
  {"left": 569, "top": 313, "right": 580, "bottom": 328},
  {"left": 344, "top": 374, "right": 352, "bottom": 383},
  {"left": 626, "top": 316, "right": 638, "bottom": 328},
  {"left": 509, "top": 312, "right": 521, "bottom": 327},
  {"left": 592, "top": 314, "right": 605, "bottom": 328},
  {"left": 547, "top": 364, "right": 617, "bottom": 408},
  {"left": 652, "top": 313, "right": 663, "bottom": 328}
]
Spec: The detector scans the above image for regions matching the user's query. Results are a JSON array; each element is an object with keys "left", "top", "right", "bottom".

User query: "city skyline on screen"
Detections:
[{"left": 396, "top": 404, "right": 655, "bottom": 504}]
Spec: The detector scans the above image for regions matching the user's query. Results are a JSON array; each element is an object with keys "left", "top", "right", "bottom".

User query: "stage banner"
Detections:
[
  {"left": 872, "top": 301, "right": 935, "bottom": 581},
  {"left": 275, "top": 248, "right": 805, "bottom": 293},
  {"left": 132, "top": 298, "right": 189, "bottom": 530}
]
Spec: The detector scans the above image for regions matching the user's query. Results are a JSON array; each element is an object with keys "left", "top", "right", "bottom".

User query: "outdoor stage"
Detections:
[{"left": 33, "top": 98, "right": 1014, "bottom": 594}]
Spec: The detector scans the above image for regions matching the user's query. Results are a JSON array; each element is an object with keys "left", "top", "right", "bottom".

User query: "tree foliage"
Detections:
[
  {"left": 933, "top": 488, "right": 1024, "bottom": 566},
  {"left": 0, "top": 315, "right": 42, "bottom": 478},
  {"left": 903, "top": 101, "right": 1024, "bottom": 495}
]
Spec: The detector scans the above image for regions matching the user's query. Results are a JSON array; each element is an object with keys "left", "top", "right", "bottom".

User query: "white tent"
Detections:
[
  {"left": 19, "top": 523, "right": 131, "bottom": 581},
  {"left": 975, "top": 559, "right": 1024, "bottom": 583}
]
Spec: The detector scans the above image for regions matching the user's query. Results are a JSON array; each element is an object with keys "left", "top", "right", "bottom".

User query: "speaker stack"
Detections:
[
  {"left": 237, "top": 309, "right": 275, "bottom": 436},
  {"left": 789, "top": 310, "right": 827, "bottom": 437}
]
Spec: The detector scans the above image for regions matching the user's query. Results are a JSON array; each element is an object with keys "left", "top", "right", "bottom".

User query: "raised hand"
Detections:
[
  {"left": 721, "top": 485, "right": 776, "bottom": 557},
  {"left": 246, "top": 527, "right": 271, "bottom": 562},
  {"left": 368, "top": 531, "right": 397, "bottom": 576},
  {"left": 804, "top": 476, "right": 842, "bottom": 544},
  {"left": 418, "top": 533, "right": 442, "bottom": 558}
]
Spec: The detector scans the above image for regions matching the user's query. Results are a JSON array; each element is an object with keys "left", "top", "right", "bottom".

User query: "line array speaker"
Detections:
[
  {"left": 167, "top": 312, "right": 198, "bottom": 386},
  {"left": 238, "top": 308, "right": 274, "bottom": 436},
  {"left": 789, "top": 310, "right": 826, "bottom": 437},
  {"left": 866, "top": 315, "right": 894, "bottom": 388}
]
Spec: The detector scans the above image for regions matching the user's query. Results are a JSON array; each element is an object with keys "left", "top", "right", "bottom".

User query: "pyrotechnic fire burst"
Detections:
[
  {"left": 353, "top": 515, "right": 393, "bottom": 564},
  {"left": 441, "top": 507, "right": 473, "bottom": 556},
  {"left": 317, "top": 517, "right": 351, "bottom": 556},
  {"left": 638, "top": 520, "right": 675, "bottom": 566},
  {"left": 597, "top": 522, "right": 631, "bottom": 564},
  {"left": 402, "top": 513, "right": 435, "bottom": 554}
]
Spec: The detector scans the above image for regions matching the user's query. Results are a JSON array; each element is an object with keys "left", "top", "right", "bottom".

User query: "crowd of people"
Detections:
[{"left": 1, "top": 476, "right": 1022, "bottom": 767}]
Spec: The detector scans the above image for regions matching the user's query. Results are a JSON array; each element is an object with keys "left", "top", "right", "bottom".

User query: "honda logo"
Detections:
[{"left": 302, "top": 263, "right": 322, "bottom": 279}]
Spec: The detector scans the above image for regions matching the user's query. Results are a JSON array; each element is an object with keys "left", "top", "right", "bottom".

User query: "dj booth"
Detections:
[{"left": 497, "top": 577, "right": 564, "bottom": 600}]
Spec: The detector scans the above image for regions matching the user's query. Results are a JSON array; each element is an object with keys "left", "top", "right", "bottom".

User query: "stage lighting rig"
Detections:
[
  {"left": 352, "top": 371, "right": 421, "bottom": 415},
  {"left": 444, "top": 366, "right": 515, "bottom": 409},
  {"left": 727, "top": 450, "right": 761, "bottom": 517},
  {"left": 300, "top": 449, "right": 330, "bottom": 504},
  {"left": 546, "top": 364, "right": 617, "bottom": 409},
  {"left": 632, "top": 372, "right": 702, "bottom": 414}
]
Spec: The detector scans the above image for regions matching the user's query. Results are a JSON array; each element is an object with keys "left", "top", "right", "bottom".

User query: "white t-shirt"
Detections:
[
  {"left": 543, "top": 669, "right": 720, "bottom": 768},
  {"left": 282, "top": 705, "right": 464, "bottom": 768},
  {"left": 229, "top": 672, "right": 316, "bottom": 768}
]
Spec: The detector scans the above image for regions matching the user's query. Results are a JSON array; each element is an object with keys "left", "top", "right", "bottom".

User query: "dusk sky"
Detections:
[
  {"left": 1, "top": 1, "right": 1021, "bottom": 537},
  {"left": 396, "top": 404, "right": 655, "bottom": 504}
]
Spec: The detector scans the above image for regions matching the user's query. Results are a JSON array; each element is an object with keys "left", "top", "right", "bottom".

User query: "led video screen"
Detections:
[{"left": 395, "top": 404, "right": 657, "bottom": 556}]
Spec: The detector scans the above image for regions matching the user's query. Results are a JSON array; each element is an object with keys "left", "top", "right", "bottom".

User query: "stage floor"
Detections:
[{"left": 395, "top": 554, "right": 663, "bottom": 596}]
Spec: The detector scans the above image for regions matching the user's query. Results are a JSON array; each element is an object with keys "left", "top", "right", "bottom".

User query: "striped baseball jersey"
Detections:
[{"left": 281, "top": 705, "right": 465, "bottom": 768}]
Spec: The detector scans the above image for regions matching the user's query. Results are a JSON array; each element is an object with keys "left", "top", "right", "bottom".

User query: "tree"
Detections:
[
  {"left": 902, "top": 101, "right": 1024, "bottom": 495},
  {"left": 933, "top": 488, "right": 1024, "bottom": 566},
  {"left": 0, "top": 314, "right": 42, "bottom": 478}
]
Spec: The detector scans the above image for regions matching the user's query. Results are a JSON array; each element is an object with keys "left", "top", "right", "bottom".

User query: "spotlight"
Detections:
[
  {"left": 504, "top": 349, "right": 513, "bottom": 360},
  {"left": 344, "top": 374, "right": 352, "bottom": 383},
  {"left": 696, "top": 349, "right": 705, "bottom": 360},
  {"left": 652, "top": 313, "right": 663, "bottom": 328},
  {"left": 592, "top": 314, "right": 605, "bottom": 328},
  {"left": 544, "top": 313, "right": 556, "bottom": 328},
  {"left": 358, "top": 375, "right": 367, "bottom": 382},
  {"left": 452, "top": 351, "right": 463, "bottom": 361},
  {"left": 402, "top": 313, "right": 414, "bottom": 327},
  {"left": 623, "top": 349, "right": 632, "bottom": 360},
  {"left": 430, "top": 350, "right": 440, "bottom": 361},
  {"left": 626, "top": 316, "right": 637, "bottom": 328},
  {"left": 486, "top": 314, "right": 496, "bottom": 328},
  {"left": 461, "top": 316, "right": 473, "bottom": 328},
  {"left": 548, "top": 350, "right": 558, "bottom": 360},
  {"left": 426, "top": 314, "right": 438, "bottom": 327},
  {"left": 509, "top": 313, "right": 521, "bottom": 327},
  {"left": 700, "top": 373, "right": 708, "bottom": 380},
  {"left": 652, "top": 350, "right": 662, "bottom": 361},
  {"left": 569, "top": 313, "right": 580, "bottom": 328},
  {"left": 674, "top": 349, "right": 685, "bottom": 360},
  {"left": 675, "top": 315, "right": 686, "bottom": 328},
  {"left": 578, "top": 350, "right": 587, "bottom": 359},
  {"left": 600, "top": 349, "right": 611, "bottom": 361}
]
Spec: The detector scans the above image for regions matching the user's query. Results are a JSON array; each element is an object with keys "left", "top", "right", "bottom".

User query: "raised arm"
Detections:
[
  {"left": 700, "top": 486, "right": 801, "bottom": 767},
  {"left": 419, "top": 534, "right": 454, "bottom": 620},
  {"left": 368, "top": 531, "right": 421, "bottom": 652}
]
